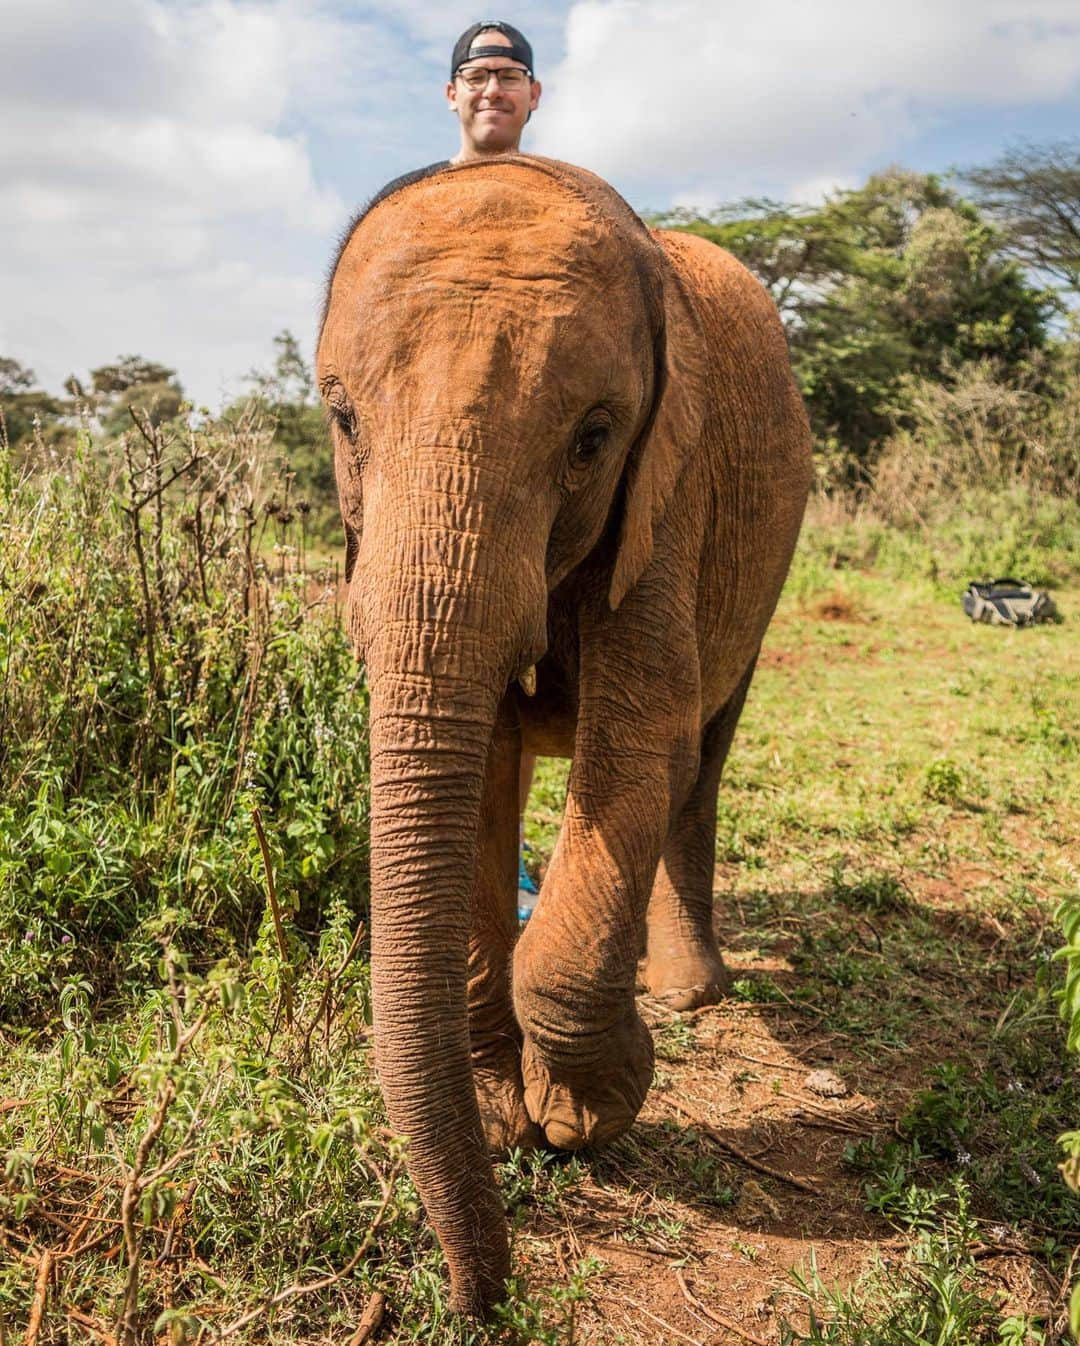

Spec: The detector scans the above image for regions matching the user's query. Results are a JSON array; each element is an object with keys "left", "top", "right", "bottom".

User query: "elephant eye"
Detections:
[
  {"left": 573, "top": 415, "right": 611, "bottom": 464},
  {"left": 328, "top": 401, "right": 357, "bottom": 443}
]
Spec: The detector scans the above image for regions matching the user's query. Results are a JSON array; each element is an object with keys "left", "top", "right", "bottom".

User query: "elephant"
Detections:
[{"left": 316, "top": 155, "right": 812, "bottom": 1317}]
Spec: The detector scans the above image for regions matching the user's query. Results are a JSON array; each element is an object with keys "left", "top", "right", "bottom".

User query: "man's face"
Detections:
[{"left": 447, "top": 29, "right": 541, "bottom": 157}]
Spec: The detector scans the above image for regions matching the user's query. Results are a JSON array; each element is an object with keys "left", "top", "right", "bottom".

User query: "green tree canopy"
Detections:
[
  {"left": 88, "top": 356, "right": 184, "bottom": 439},
  {"left": 0, "top": 356, "right": 66, "bottom": 450},
  {"left": 655, "top": 170, "right": 1054, "bottom": 466}
]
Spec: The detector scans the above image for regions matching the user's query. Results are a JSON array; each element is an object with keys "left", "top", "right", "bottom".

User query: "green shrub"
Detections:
[{"left": 0, "top": 413, "right": 368, "bottom": 1020}]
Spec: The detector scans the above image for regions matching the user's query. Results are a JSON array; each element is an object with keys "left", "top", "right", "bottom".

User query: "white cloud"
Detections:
[
  {"left": 532, "top": 0, "right": 1080, "bottom": 204},
  {"left": 0, "top": 0, "right": 353, "bottom": 403}
]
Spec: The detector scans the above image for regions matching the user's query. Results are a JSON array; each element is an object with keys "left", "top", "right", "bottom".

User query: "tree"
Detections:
[
  {"left": 89, "top": 356, "right": 184, "bottom": 439},
  {"left": 961, "top": 140, "right": 1080, "bottom": 298},
  {"left": 657, "top": 170, "right": 1054, "bottom": 466},
  {"left": 0, "top": 357, "right": 66, "bottom": 450},
  {"left": 89, "top": 356, "right": 178, "bottom": 396},
  {"left": 651, "top": 199, "right": 852, "bottom": 320}
]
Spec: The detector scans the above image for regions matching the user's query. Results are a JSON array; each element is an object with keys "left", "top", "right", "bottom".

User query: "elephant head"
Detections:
[{"left": 316, "top": 156, "right": 704, "bottom": 1314}]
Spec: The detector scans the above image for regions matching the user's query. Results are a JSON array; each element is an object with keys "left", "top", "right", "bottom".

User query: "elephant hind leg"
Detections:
[{"left": 640, "top": 658, "right": 757, "bottom": 1010}]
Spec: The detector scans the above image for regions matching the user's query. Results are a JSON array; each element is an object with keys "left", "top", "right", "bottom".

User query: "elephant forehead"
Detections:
[
  {"left": 331, "top": 177, "right": 618, "bottom": 318},
  {"left": 320, "top": 170, "right": 655, "bottom": 419}
]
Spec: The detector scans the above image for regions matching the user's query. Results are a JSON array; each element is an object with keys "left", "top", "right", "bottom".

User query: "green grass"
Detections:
[
  {"left": 520, "top": 553, "right": 1079, "bottom": 1345},
  {"left": 3, "top": 431, "right": 1079, "bottom": 1344}
]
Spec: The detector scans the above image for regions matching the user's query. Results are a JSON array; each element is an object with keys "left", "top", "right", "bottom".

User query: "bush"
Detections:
[
  {"left": 873, "top": 353, "right": 1080, "bottom": 521},
  {"left": 0, "top": 409, "right": 368, "bottom": 1021}
]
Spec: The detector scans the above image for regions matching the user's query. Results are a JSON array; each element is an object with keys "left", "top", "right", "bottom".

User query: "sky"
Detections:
[{"left": 3, "top": 0, "right": 1079, "bottom": 408}]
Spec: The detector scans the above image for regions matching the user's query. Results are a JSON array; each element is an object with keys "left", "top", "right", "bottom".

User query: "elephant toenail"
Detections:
[{"left": 543, "top": 1119, "right": 588, "bottom": 1151}]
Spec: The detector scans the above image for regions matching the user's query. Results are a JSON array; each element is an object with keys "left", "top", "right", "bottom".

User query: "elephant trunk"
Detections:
[
  {"left": 367, "top": 676, "right": 507, "bottom": 1314},
  {"left": 359, "top": 482, "right": 546, "bottom": 1315}
]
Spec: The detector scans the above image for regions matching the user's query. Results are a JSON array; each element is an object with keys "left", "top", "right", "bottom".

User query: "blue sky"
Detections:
[{"left": 3, "top": 0, "right": 1079, "bottom": 407}]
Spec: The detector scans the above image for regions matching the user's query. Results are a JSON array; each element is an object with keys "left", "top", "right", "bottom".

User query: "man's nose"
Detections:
[{"left": 480, "top": 71, "right": 503, "bottom": 93}]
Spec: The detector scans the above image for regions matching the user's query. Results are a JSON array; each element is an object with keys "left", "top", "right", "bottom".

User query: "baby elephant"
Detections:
[{"left": 317, "top": 155, "right": 812, "bottom": 1315}]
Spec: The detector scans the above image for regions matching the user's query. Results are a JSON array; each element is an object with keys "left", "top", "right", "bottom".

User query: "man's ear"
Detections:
[{"left": 608, "top": 255, "right": 705, "bottom": 611}]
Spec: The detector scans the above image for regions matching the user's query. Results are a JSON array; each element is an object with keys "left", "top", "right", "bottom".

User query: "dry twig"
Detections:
[
  {"left": 674, "top": 1268, "right": 768, "bottom": 1346},
  {"left": 24, "top": 1249, "right": 52, "bottom": 1346},
  {"left": 619, "top": 1295, "right": 703, "bottom": 1346},
  {"left": 669, "top": 1098, "right": 820, "bottom": 1195},
  {"left": 731, "top": 1051, "right": 806, "bottom": 1074},
  {"left": 65, "top": 1306, "right": 118, "bottom": 1345}
]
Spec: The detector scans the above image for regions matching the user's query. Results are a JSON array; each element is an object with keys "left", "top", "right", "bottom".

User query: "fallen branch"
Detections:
[
  {"left": 619, "top": 1295, "right": 703, "bottom": 1346},
  {"left": 732, "top": 1051, "right": 806, "bottom": 1074},
  {"left": 674, "top": 1268, "right": 768, "bottom": 1346},
  {"left": 347, "top": 1291, "right": 386, "bottom": 1345},
  {"left": 66, "top": 1306, "right": 118, "bottom": 1346},
  {"left": 24, "top": 1249, "right": 52, "bottom": 1346},
  {"left": 669, "top": 1098, "right": 820, "bottom": 1195}
]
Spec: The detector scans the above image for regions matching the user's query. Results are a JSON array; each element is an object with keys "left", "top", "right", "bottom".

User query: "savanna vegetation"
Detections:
[{"left": 1, "top": 143, "right": 1078, "bottom": 1343}]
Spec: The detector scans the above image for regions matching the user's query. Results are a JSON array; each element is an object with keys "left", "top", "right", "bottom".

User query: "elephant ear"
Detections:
[
  {"left": 608, "top": 250, "right": 706, "bottom": 611},
  {"left": 329, "top": 413, "right": 365, "bottom": 583}
]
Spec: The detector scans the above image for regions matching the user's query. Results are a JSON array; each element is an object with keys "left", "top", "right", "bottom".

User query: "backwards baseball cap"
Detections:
[{"left": 451, "top": 20, "right": 534, "bottom": 77}]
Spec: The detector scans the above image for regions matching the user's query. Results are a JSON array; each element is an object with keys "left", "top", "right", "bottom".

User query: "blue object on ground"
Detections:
[
  {"left": 518, "top": 855, "right": 538, "bottom": 895},
  {"left": 517, "top": 851, "right": 538, "bottom": 923}
]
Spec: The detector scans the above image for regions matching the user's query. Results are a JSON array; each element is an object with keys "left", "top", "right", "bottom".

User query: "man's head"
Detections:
[{"left": 447, "top": 21, "right": 541, "bottom": 161}]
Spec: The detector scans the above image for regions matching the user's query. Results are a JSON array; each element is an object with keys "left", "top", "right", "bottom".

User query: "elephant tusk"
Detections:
[{"left": 518, "top": 664, "right": 537, "bottom": 697}]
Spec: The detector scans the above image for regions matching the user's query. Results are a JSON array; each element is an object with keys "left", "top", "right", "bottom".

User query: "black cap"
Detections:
[{"left": 451, "top": 20, "right": 533, "bottom": 77}]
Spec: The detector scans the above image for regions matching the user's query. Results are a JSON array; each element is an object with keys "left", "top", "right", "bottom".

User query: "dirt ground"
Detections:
[{"left": 510, "top": 886, "right": 1064, "bottom": 1344}]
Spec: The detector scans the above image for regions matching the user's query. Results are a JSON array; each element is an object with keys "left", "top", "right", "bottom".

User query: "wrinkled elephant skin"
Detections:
[{"left": 317, "top": 156, "right": 812, "bottom": 1315}]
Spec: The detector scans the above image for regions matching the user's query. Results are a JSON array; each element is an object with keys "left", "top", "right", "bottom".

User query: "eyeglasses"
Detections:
[{"left": 455, "top": 65, "right": 532, "bottom": 91}]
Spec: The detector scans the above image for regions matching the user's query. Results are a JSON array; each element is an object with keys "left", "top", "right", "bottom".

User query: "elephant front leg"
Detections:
[
  {"left": 469, "top": 700, "right": 539, "bottom": 1154},
  {"left": 512, "top": 607, "right": 704, "bottom": 1149},
  {"left": 513, "top": 773, "right": 670, "bottom": 1150},
  {"left": 641, "top": 663, "right": 756, "bottom": 1010}
]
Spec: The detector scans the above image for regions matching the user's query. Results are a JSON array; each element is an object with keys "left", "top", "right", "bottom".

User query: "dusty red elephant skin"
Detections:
[{"left": 317, "top": 155, "right": 812, "bottom": 1316}]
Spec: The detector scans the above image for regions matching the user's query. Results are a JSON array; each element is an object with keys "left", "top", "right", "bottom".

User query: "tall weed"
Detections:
[{"left": 0, "top": 410, "right": 368, "bottom": 1020}]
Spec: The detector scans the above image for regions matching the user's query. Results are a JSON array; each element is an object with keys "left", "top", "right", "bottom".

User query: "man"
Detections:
[
  {"left": 448, "top": 21, "right": 542, "bottom": 911},
  {"left": 447, "top": 20, "right": 541, "bottom": 163}
]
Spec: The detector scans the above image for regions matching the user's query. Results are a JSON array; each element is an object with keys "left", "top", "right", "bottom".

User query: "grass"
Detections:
[
  {"left": 519, "top": 547, "right": 1079, "bottom": 1345},
  {"left": 2, "top": 443, "right": 1079, "bottom": 1342}
]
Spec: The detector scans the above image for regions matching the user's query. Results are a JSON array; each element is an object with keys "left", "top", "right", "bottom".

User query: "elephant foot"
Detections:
[
  {"left": 471, "top": 1041, "right": 540, "bottom": 1155},
  {"left": 640, "top": 944, "right": 731, "bottom": 1011},
  {"left": 520, "top": 1010, "right": 654, "bottom": 1151}
]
